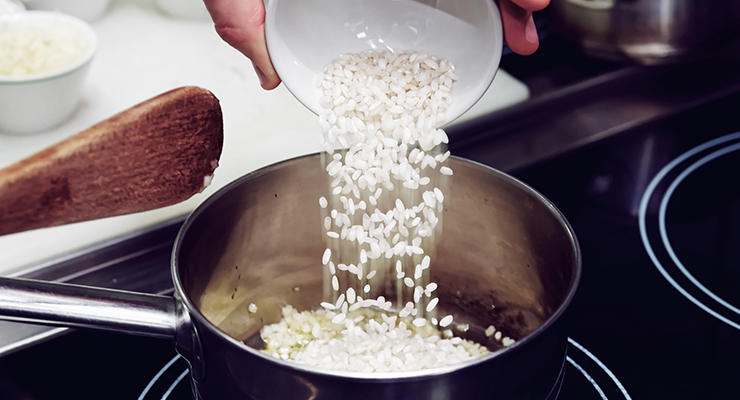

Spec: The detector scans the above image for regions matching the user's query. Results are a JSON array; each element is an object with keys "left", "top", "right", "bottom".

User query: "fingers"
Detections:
[
  {"left": 203, "top": 0, "right": 281, "bottom": 90},
  {"left": 498, "top": 0, "right": 542, "bottom": 56}
]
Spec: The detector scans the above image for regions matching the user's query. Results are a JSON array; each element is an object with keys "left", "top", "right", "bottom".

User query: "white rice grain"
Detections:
[
  {"left": 322, "top": 248, "right": 331, "bottom": 265},
  {"left": 426, "top": 298, "right": 439, "bottom": 312}
]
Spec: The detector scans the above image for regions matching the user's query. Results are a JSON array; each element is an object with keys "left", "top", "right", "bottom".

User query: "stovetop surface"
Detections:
[
  {"left": 515, "top": 94, "right": 740, "bottom": 399},
  {"left": 1, "top": 23, "right": 740, "bottom": 400}
]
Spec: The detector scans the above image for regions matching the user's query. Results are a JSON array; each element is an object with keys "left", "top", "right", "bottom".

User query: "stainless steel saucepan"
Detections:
[{"left": 549, "top": 0, "right": 740, "bottom": 65}]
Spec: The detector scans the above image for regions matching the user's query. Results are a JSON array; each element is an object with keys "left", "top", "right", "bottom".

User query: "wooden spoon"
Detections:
[{"left": 0, "top": 86, "right": 224, "bottom": 236}]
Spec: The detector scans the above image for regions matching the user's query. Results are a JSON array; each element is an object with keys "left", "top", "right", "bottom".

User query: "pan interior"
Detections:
[{"left": 176, "top": 154, "right": 577, "bottom": 354}]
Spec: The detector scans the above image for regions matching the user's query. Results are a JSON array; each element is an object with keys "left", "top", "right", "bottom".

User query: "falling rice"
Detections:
[{"left": 260, "top": 50, "right": 509, "bottom": 371}]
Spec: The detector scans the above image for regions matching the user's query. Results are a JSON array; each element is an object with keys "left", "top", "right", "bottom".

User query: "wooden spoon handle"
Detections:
[{"left": 0, "top": 86, "right": 224, "bottom": 236}]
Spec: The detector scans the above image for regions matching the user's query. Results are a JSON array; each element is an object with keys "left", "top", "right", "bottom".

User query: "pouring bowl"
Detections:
[{"left": 265, "top": 0, "right": 503, "bottom": 126}]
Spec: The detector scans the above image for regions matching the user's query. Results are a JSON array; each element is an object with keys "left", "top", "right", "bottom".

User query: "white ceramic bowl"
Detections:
[
  {"left": 0, "top": 10, "right": 97, "bottom": 133},
  {"left": 265, "top": 0, "right": 503, "bottom": 125}
]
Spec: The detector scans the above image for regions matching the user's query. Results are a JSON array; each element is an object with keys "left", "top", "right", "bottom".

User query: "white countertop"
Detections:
[{"left": 0, "top": 0, "right": 529, "bottom": 276}]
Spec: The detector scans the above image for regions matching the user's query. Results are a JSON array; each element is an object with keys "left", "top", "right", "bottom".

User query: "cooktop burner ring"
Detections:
[
  {"left": 639, "top": 131, "right": 740, "bottom": 331},
  {"left": 658, "top": 142, "right": 740, "bottom": 316},
  {"left": 138, "top": 354, "right": 189, "bottom": 400},
  {"left": 566, "top": 337, "right": 633, "bottom": 400}
]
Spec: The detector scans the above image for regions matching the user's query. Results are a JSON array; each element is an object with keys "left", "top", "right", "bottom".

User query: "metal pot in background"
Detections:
[
  {"left": 548, "top": 0, "right": 740, "bottom": 65},
  {"left": 0, "top": 154, "right": 581, "bottom": 400}
]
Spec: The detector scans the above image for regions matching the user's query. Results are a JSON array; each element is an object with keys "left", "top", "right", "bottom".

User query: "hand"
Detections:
[
  {"left": 203, "top": 0, "right": 282, "bottom": 90},
  {"left": 203, "top": 0, "right": 549, "bottom": 91},
  {"left": 498, "top": 0, "right": 550, "bottom": 56}
]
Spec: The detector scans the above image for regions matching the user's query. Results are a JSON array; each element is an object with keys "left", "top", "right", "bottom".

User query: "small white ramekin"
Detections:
[{"left": 0, "top": 10, "right": 97, "bottom": 134}]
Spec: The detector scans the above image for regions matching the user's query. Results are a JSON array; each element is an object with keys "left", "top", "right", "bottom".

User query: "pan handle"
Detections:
[{"left": 0, "top": 276, "right": 177, "bottom": 339}]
